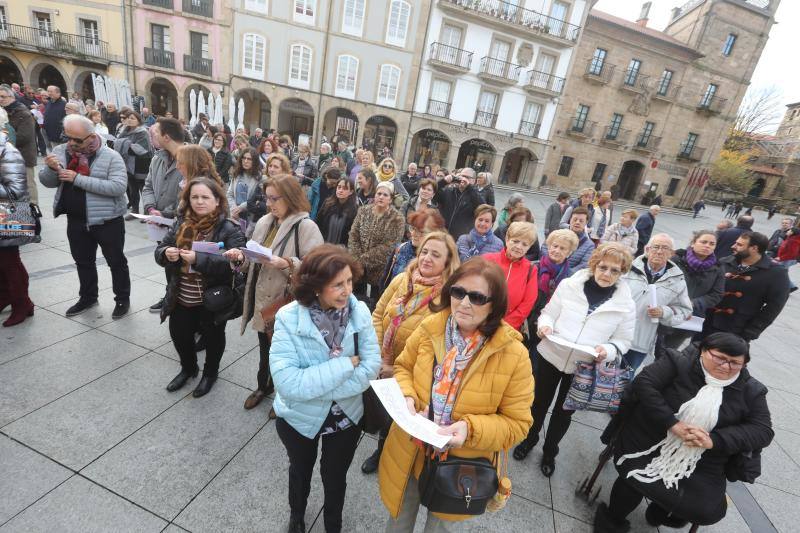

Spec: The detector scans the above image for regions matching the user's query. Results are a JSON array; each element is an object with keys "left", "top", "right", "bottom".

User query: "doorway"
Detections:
[{"left": 616, "top": 160, "right": 645, "bottom": 201}]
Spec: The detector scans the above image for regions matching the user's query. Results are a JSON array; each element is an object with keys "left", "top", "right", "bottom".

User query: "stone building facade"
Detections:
[{"left": 541, "top": 0, "right": 780, "bottom": 207}]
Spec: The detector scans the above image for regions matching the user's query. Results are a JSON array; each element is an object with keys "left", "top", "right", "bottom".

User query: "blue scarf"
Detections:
[{"left": 467, "top": 228, "right": 493, "bottom": 257}]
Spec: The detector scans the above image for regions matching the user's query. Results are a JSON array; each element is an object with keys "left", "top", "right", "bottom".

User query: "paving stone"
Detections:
[
  {"left": 125, "top": 251, "right": 168, "bottom": 280},
  {"left": 0, "top": 308, "right": 90, "bottom": 365},
  {"left": 27, "top": 269, "right": 114, "bottom": 308},
  {"left": 0, "top": 434, "right": 72, "bottom": 524},
  {"left": 756, "top": 434, "right": 800, "bottom": 497},
  {"left": 746, "top": 482, "right": 800, "bottom": 533},
  {"left": 99, "top": 308, "right": 172, "bottom": 350},
  {"left": 0, "top": 475, "right": 166, "bottom": 533},
  {"left": 3, "top": 354, "right": 183, "bottom": 470},
  {"left": 0, "top": 330, "right": 147, "bottom": 427},
  {"left": 554, "top": 511, "right": 590, "bottom": 532},
  {"left": 218, "top": 346, "right": 261, "bottom": 391},
  {"left": 83, "top": 379, "right": 269, "bottom": 520},
  {"left": 19, "top": 247, "right": 75, "bottom": 273},
  {"left": 765, "top": 389, "right": 800, "bottom": 435},
  {"left": 155, "top": 320, "right": 259, "bottom": 371}
]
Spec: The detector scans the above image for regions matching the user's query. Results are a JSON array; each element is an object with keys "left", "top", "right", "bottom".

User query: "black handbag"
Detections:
[
  {"left": 725, "top": 449, "right": 762, "bottom": 484},
  {"left": 203, "top": 270, "right": 246, "bottom": 324},
  {"left": 417, "top": 358, "right": 498, "bottom": 516},
  {"left": 360, "top": 332, "right": 392, "bottom": 434}
]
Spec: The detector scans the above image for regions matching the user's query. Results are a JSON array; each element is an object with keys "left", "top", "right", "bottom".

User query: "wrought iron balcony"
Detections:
[
  {"left": 633, "top": 133, "right": 662, "bottom": 152},
  {"left": 438, "top": 0, "right": 581, "bottom": 45},
  {"left": 652, "top": 82, "right": 681, "bottom": 102},
  {"left": 427, "top": 99, "right": 451, "bottom": 118},
  {"left": 428, "top": 42, "right": 473, "bottom": 73},
  {"left": 601, "top": 126, "right": 630, "bottom": 145},
  {"left": 677, "top": 143, "right": 706, "bottom": 161},
  {"left": 567, "top": 117, "right": 597, "bottom": 137},
  {"left": 184, "top": 55, "right": 212, "bottom": 76},
  {"left": 144, "top": 47, "right": 175, "bottom": 69},
  {"left": 143, "top": 0, "right": 174, "bottom": 8},
  {"left": 474, "top": 110, "right": 498, "bottom": 128},
  {"left": 619, "top": 70, "right": 650, "bottom": 92},
  {"left": 583, "top": 59, "right": 615, "bottom": 84},
  {"left": 478, "top": 57, "right": 521, "bottom": 85},
  {"left": 518, "top": 121, "right": 541, "bottom": 137},
  {"left": 0, "top": 22, "right": 111, "bottom": 65},
  {"left": 523, "top": 70, "right": 565, "bottom": 96},
  {"left": 696, "top": 95, "right": 727, "bottom": 115},
  {"left": 182, "top": 0, "right": 213, "bottom": 17}
]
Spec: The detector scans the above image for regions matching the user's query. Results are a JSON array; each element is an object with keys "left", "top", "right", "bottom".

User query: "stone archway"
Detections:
[
  {"left": 30, "top": 62, "right": 67, "bottom": 95},
  {"left": 748, "top": 177, "right": 767, "bottom": 198},
  {"left": 456, "top": 138, "right": 496, "bottom": 173},
  {"left": 0, "top": 55, "right": 23, "bottom": 87},
  {"left": 278, "top": 98, "right": 314, "bottom": 145},
  {"left": 147, "top": 77, "right": 179, "bottom": 118},
  {"left": 74, "top": 70, "right": 103, "bottom": 101},
  {"left": 233, "top": 89, "right": 271, "bottom": 133},
  {"left": 184, "top": 83, "right": 212, "bottom": 123},
  {"left": 499, "top": 148, "right": 538, "bottom": 186},
  {"left": 362, "top": 115, "right": 397, "bottom": 156},
  {"left": 322, "top": 107, "right": 358, "bottom": 145},
  {"left": 616, "top": 160, "right": 646, "bottom": 201},
  {"left": 409, "top": 129, "right": 451, "bottom": 169}
]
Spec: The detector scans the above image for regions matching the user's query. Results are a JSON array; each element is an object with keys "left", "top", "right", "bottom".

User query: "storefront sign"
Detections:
[
  {"left": 656, "top": 161, "right": 690, "bottom": 176},
  {"left": 462, "top": 138, "right": 495, "bottom": 152},
  {"left": 488, "top": 132, "right": 513, "bottom": 146},
  {"left": 419, "top": 129, "right": 450, "bottom": 143},
  {"left": 444, "top": 123, "right": 471, "bottom": 135}
]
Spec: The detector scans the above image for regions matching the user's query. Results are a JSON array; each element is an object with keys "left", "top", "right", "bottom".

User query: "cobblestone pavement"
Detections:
[{"left": 1, "top": 181, "right": 798, "bottom": 532}]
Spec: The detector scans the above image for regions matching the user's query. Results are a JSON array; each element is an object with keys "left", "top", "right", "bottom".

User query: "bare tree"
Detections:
[{"left": 734, "top": 85, "right": 784, "bottom": 135}]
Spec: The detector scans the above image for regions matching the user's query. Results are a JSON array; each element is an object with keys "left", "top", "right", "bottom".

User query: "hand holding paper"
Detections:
[
  {"left": 369, "top": 378, "right": 452, "bottom": 449},
  {"left": 545, "top": 334, "right": 599, "bottom": 358},
  {"left": 240, "top": 240, "right": 273, "bottom": 262},
  {"left": 648, "top": 285, "right": 659, "bottom": 323}
]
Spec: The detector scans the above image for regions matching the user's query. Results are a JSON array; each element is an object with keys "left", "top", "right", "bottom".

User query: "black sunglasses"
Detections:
[
  {"left": 450, "top": 286, "right": 491, "bottom": 306},
  {"left": 66, "top": 133, "right": 93, "bottom": 143}
]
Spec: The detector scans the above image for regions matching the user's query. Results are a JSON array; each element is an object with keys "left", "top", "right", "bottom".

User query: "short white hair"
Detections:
[
  {"left": 63, "top": 114, "right": 95, "bottom": 134},
  {"left": 478, "top": 171, "right": 492, "bottom": 185},
  {"left": 650, "top": 205, "right": 661, "bottom": 212},
  {"left": 646, "top": 233, "right": 675, "bottom": 249},
  {"left": 321, "top": 142, "right": 332, "bottom": 151}
]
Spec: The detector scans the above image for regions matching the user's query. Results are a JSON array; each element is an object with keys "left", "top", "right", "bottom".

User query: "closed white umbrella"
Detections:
[
  {"left": 197, "top": 89, "right": 206, "bottom": 120},
  {"left": 119, "top": 80, "right": 132, "bottom": 108},
  {"left": 214, "top": 93, "right": 224, "bottom": 126},
  {"left": 237, "top": 97, "right": 245, "bottom": 131},
  {"left": 206, "top": 92, "right": 214, "bottom": 125},
  {"left": 104, "top": 76, "right": 118, "bottom": 107},
  {"left": 227, "top": 96, "right": 236, "bottom": 133},
  {"left": 189, "top": 89, "right": 197, "bottom": 128},
  {"left": 92, "top": 74, "right": 106, "bottom": 105}
]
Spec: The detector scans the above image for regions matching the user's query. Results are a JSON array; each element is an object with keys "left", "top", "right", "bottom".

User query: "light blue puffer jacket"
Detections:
[{"left": 270, "top": 294, "right": 381, "bottom": 439}]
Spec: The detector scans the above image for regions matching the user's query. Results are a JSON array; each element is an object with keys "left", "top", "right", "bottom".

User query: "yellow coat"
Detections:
[
  {"left": 372, "top": 271, "right": 439, "bottom": 371},
  {"left": 378, "top": 310, "right": 534, "bottom": 522}
]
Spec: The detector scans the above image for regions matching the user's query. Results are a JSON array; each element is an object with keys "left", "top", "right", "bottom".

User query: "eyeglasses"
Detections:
[
  {"left": 450, "top": 286, "right": 491, "bottom": 306},
  {"left": 648, "top": 245, "right": 672, "bottom": 252},
  {"left": 596, "top": 265, "right": 622, "bottom": 276},
  {"left": 707, "top": 350, "right": 745, "bottom": 370},
  {"left": 66, "top": 133, "right": 93, "bottom": 144},
  {"left": 266, "top": 195, "right": 282, "bottom": 203}
]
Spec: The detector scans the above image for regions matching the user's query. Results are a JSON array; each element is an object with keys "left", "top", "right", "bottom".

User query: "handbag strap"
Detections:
[
  {"left": 354, "top": 332, "right": 359, "bottom": 356},
  {"left": 274, "top": 218, "right": 306, "bottom": 257}
]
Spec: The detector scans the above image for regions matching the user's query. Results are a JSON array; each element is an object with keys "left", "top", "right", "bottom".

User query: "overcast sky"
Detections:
[{"left": 593, "top": 0, "right": 800, "bottom": 124}]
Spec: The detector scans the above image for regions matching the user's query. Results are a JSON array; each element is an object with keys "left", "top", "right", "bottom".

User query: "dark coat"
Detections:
[
  {"left": 614, "top": 347, "right": 772, "bottom": 524},
  {"left": 714, "top": 226, "right": 748, "bottom": 259},
  {"left": 43, "top": 98, "right": 66, "bottom": 142},
  {"left": 433, "top": 179, "right": 483, "bottom": 239},
  {"left": 400, "top": 172, "right": 420, "bottom": 196},
  {"left": 4, "top": 100, "right": 36, "bottom": 167},
  {"left": 477, "top": 184, "right": 495, "bottom": 206},
  {"left": 208, "top": 148, "right": 233, "bottom": 183},
  {"left": 635, "top": 211, "right": 655, "bottom": 251},
  {"left": 706, "top": 254, "right": 790, "bottom": 341},
  {"left": 670, "top": 249, "right": 725, "bottom": 317},
  {"left": 154, "top": 217, "right": 246, "bottom": 323}
]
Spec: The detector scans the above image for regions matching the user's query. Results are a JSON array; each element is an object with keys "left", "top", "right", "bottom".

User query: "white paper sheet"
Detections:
[
  {"left": 192, "top": 241, "right": 223, "bottom": 254},
  {"left": 545, "top": 335, "right": 598, "bottom": 358},
  {"left": 146, "top": 223, "right": 168, "bottom": 242},
  {"left": 674, "top": 315, "right": 704, "bottom": 332},
  {"left": 369, "top": 378, "right": 452, "bottom": 449},
  {"left": 128, "top": 213, "right": 174, "bottom": 227},
  {"left": 240, "top": 240, "right": 273, "bottom": 262},
  {"left": 648, "top": 284, "right": 659, "bottom": 323}
]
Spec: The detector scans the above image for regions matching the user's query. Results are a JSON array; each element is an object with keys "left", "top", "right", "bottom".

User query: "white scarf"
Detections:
[{"left": 617, "top": 360, "right": 739, "bottom": 489}]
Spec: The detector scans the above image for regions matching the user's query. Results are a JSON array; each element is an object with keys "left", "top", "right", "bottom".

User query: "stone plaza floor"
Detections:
[{"left": 1, "top": 181, "right": 799, "bottom": 532}]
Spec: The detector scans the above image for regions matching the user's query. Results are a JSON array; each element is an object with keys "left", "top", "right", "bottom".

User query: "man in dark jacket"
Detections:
[
  {"left": 400, "top": 162, "right": 420, "bottom": 196},
  {"left": 768, "top": 217, "right": 793, "bottom": 256},
  {"left": 434, "top": 168, "right": 483, "bottom": 239},
  {"left": 43, "top": 85, "right": 66, "bottom": 151},
  {"left": 705, "top": 231, "right": 790, "bottom": 342},
  {"left": 544, "top": 192, "right": 570, "bottom": 236},
  {"left": 635, "top": 205, "right": 660, "bottom": 256},
  {"left": 0, "top": 84, "right": 38, "bottom": 204},
  {"left": 714, "top": 215, "right": 754, "bottom": 260}
]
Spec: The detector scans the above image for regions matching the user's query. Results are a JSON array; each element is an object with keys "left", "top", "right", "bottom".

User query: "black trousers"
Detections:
[
  {"left": 127, "top": 176, "right": 145, "bottom": 213},
  {"left": 66, "top": 216, "right": 130, "bottom": 302},
  {"left": 529, "top": 356, "right": 575, "bottom": 458},
  {"left": 276, "top": 417, "right": 361, "bottom": 532},
  {"left": 168, "top": 304, "right": 226, "bottom": 377},
  {"left": 257, "top": 331, "right": 273, "bottom": 393}
]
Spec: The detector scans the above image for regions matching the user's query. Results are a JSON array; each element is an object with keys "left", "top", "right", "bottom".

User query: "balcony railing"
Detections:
[
  {"left": 697, "top": 95, "right": 727, "bottom": 114},
  {"left": 0, "top": 22, "right": 111, "bottom": 64},
  {"left": 427, "top": 99, "right": 451, "bottom": 118},
  {"left": 144, "top": 47, "right": 175, "bottom": 69},
  {"left": 182, "top": 0, "right": 213, "bottom": 17},
  {"left": 518, "top": 121, "right": 541, "bottom": 137},
  {"left": 568, "top": 117, "right": 597, "bottom": 137},
  {"left": 184, "top": 54, "right": 212, "bottom": 76},
  {"left": 439, "top": 0, "right": 581, "bottom": 44},
  {"left": 478, "top": 57, "right": 521, "bottom": 84},
  {"left": 143, "top": 0, "right": 174, "bottom": 8},
  {"left": 620, "top": 70, "right": 650, "bottom": 92},
  {"left": 602, "top": 126, "right": 630, "bottom": 144},
  {"left": 583, "top": 59, "right": 615, "bottom": 84},
  {"left": 677, "top": 143, "right": 706, "bottom": 161},
  {"left": 429, "top": 42, "right": 473, "bottom": 71},
  {"left": 653, "top": 83, "right": 681, "bottom": 101},
  {"left": 524, "top": 70, "right": 565, "bottom": 95},
  {"left": 633, "top": 133, "right": 661, "bottom": 152},
  {"left": 474, "top": 110, "right": 498, "bottom": 128}
]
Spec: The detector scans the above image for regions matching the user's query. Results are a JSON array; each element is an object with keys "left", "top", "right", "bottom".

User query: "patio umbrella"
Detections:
[
  {"left": 105, "top": 76, "right": 119, "bottom": 107},
  {"left": 119, "top": 80, "right": 132, "bottom": 108},
  {"left": 214, "top": 93, "right": 224, "bottom": 126},
  {"left": 237, "top": 98, "right": 245, "bottom": 131},
  {"left": 189, "top": 89, "right": 197, "bottom": 128},
  {"left": 92, "top": 74, "right": 107, "bottom": 105},
  {"left": 206, "top": 92, "right": 214, "bottom": 125},
  {"left": 197, "top": 90, "right": 206, "bottom": 120},
  {"left": 227, "top": 96, "right": 236, "bottom": 133}
]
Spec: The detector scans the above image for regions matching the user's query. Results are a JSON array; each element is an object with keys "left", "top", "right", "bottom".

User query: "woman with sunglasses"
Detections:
[
  {"left": 595, "top": 332, "right": 773, "bottom": 532},
  {"left": 317, "top": 176, "right": 358, "bottom": 246},
  {"left": 514, "top": 244, "right": 636, "bottom": 476},
  {"left": 226, "top": 146, "right": 261, "bottom": 223},
  {"left": 375, "top": 157, "right": 409, "bottom": 207},
  {"left": 379, "top": 257, "right": 534, "bottom": 530}
]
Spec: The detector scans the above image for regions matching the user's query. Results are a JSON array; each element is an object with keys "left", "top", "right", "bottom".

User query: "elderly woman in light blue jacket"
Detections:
[{"left": 270, "top": 244, "right": 380, "bottom": 533}]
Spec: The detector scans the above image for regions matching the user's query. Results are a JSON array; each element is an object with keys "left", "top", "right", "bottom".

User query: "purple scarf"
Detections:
[
  {"left": 538, "top": 255, "right": 569, "bottom": 298},
  {"left": 684, "top": 248, "right": 717, "bottom": 272}
]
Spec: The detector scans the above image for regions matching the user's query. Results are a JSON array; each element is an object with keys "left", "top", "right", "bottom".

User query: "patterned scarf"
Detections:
[
  {"left": 684, "top": 248, "right": 717, "bottom": 272},
  {"left": 381, "top": 270, "right": 442, "bottom": 363},
  {"left": 308, "top": 300, "right": 350, "bottom": 357},
  {"left": 538, "top": 254, "right": 569, "bottom": 297},
  {"left": 174, "top": 212, "right": 220, "bottom": 272},
  {"left": 467, "top": 228, "right": 494, "bottom": 257},
  {"left": 430, "top": 315, "right": 486, "bottom": 426},
  {"left": 66, "top": 133, "right": 102, "bottom": 175}
]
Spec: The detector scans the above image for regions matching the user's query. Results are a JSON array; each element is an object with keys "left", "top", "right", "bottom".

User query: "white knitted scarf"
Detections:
[{"left": 616, "top": 361, "right": 739, "bottom": 489}]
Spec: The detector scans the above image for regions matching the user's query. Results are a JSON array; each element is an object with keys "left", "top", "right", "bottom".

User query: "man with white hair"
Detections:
[
  {"left": 621, "top": 233, "right": 692, "bottom": 369},
  {"left": 39, "top": 114, "right": 131, "bottom": 319},
  {"left": 401, "top": 162, "right": 420, "bottom": 196},
  {"left": 249, "top": 127, "right": 263, "bottom": 147},
  {"left": 43, "top": 85, "right": 66, "bottom": 151},
  {"left": 635, "top": 204, "right": 661, "bottom": 255}
]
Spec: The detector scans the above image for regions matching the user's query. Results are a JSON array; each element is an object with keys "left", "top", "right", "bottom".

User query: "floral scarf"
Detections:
[
  {"left": 308, "top": 300, "right": 350, "bottom": 357},
  {"left": 430, "top": 315, "right": 486, "bottom": 426},
  {"left": 381, "top": 270, "right": 442, "bottom": 365},
  {"left": 467, "top": 228, "right": 494, "bottom": 257},
  {"left": 538, "top": 254, "right": 569, "bottom": 297},
  {"left": 684, "top": 248, "right": 717, "bottom": 272}
]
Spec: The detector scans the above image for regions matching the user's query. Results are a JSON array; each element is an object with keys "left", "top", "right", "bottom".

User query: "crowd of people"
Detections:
[{"left": 1, "top": 81, "right": 798, "bottom": 533}]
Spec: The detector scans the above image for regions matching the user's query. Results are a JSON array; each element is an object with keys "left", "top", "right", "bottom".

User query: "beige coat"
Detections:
[{"left": 239, "top": 211, "right": 323, "bottom": 334}]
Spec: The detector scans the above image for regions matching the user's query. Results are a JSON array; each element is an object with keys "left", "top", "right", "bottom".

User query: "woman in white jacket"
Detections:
[{"left": 513, "top": 243, "right": 636, "bottom": 477}]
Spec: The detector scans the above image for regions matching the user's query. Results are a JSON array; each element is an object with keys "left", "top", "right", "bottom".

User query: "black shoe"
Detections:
[
  {"left": 594, "top": 503, "right": 631, "bottom": 533},
  {"left": 166, "top": 368, "right": 198, "bottom": 392},
  {"left": 194, "top": 333, "right": 207, "bottom": 352},
  {"left": 192, "top": 376, "right": 216, "bottom": 397},
  {"left": 66, "top": 299, "right": 98, "bottom": 317},
  {"left": 513, "top": 434, "right": 538, "bottom": 461},
  {"left": 149, "top": 298, "right": 164, "bottom": 313},
  {"left": 645, "top": 502, "right": 688, "bottom": 528},
  {"left": 287, "top": 517, "right": 305, "bottom": 533},
  {"left": 540, "top": 455, "right": 556, "bottom": 477},
  {"left": 361, "top": 447, "right": 381, "bottom": 474},
  {"left": 111, "top": 301, "right": 130, "bottom": 319}
]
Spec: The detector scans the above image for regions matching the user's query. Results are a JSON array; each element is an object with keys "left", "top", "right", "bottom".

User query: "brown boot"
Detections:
[{"left": 243, "top": 389, "right": 266, "bottom": 410}]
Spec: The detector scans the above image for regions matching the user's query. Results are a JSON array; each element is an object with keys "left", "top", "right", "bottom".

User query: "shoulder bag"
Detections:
[
  {"left": 0, "top": 186, "right": 41, "bottom": 245},
  {"left": 260, "top": 218, "right": 305, "bottom": 327}
]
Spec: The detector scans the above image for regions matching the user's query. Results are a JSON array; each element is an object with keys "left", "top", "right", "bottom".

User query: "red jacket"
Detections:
[
  {"left": 484, "top": 250, "right": 538, "bottom": 330},
  {"left": 777, "top": 233, "right": 800, "bottom": 262}
]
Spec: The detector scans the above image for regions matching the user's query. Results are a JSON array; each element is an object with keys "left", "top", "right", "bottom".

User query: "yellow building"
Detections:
[{"left": 0, "top": 1, "right": 129, "bottom": 99}]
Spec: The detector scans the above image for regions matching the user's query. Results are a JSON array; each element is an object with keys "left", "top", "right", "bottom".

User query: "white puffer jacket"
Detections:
[
  {"left": 622, "top": 256, "right": 693, "bottom": 354},
  {"left": 537, "top": 269, "right": 636, "bottom": 374}
]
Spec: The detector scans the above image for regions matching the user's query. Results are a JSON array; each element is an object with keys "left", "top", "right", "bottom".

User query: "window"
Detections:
[
  {"left": 476, "top": 91, "right": 499, "bottom": 127},
  {"left": 294, "top": 0, "right": 315, "bottom": 25},
  {"left": 666, "top": 178, "right": 680, "bottom": 196},
  {"left": 151, "top": 24, "right": 170, "bottom": 51},
  {"left": 520, "top": 102, "right": 543, "bottom": 136},
  {"left": 548, "top": 1, "right": 569, "bottom": 37},
  {"left": 377, "top": 64, "right": 400, "bottom": 106},
  {"left": 700, "top": 83, "right": 718, "bottom": 107},
  {"left": 342, "top": 0, "right": 365, "bottom": 36},
  {"left": 0, "top": 7, "right": 6, "bottom": 29},
  {"left": 440, "top": 23, "right": 462, "bottom": 49},
  {"left": 244, "top": 0, "right": 267, "bottom": 13},
  {"left": 624, "top": 59, "right": 641, "bottom": 86},
  {"left": 386, "top": 0, "right": 411, "bottom": 47},
  {"left": 588, "top": 48, "right": 607, "bottom": 76},
  {"left": 639, "top": 121, "right": 655, "bottom": 146},
  {"left": 335, "top": 55, "right": 359, "bottom": 99},
  {"left": 80, "top": 19, "right": 99, "bottom": 45},
  {"left": 189, "top": 31, "right": 209, "bottom": 58},
  {"left": 591, "top": 163, "right": 607, "bottom": 183},
  {"left": 722, "top": 33, "right": 737, "bottom": 56},
  {"left": 558, "top": 156, "right": 574, "bottom": 177},
  {"left": 289, "top": 43, "right": 312, "bottom": 89},
  {"left": 428, "top": 78, "right": 451, "bottom": 116},
  {"left": 242, "top": 33, "right": 266, "bottom": 79},
  {"left": 573, "top": 104, "right": 590, "bottom": 131},
  {"left": 657, "top": 69, "right": 673, "bottom": 96},
  {"left": 607, "top": 113, "right": 623, "bottom": 139},
  {"left": 34, "top": 12, "right": 52, "bottom": 44},
  {"left": 681, "top": 132, "right": 699, "bottom": 156}
]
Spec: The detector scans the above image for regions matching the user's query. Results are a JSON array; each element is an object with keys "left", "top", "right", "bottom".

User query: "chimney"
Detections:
[{"left": 636, "top": 1, "right": 652, "bottom": 27}]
